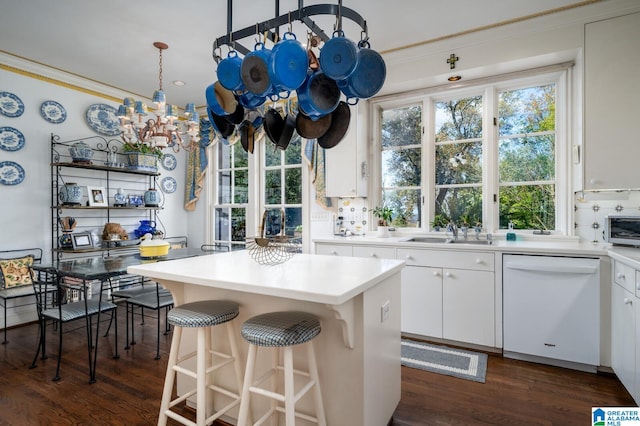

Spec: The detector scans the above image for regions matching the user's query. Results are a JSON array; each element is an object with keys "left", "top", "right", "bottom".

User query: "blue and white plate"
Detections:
[
  {"left": 40, "top": 100, "right": 67, "bottom": 124},
  {"left": 0, "top": 92, "right": 24, "bottom": 117},
  {"left": 0, "top": 127, "right": 25, "bottom": 152},
  {"left": 160, "top": 176, "right": 177, "bottom": 193},
  {"left": 85, "top": 104, "right": 119, "bottom": 136},
  {"left": 161, "top": 153, "right": 177, "bottom": 171},
  {"left": 0, "top": 161, "right": 25, "bottom": 185}
]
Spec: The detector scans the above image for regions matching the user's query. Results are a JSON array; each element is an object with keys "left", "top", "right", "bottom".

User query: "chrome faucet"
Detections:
[{"left": 446, "top": 222, "right": 458, "bottom": 240}]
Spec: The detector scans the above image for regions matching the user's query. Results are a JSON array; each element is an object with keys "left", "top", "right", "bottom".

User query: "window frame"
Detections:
[{"left": 370, "top": 69, "right": 570, "bottom": 236}]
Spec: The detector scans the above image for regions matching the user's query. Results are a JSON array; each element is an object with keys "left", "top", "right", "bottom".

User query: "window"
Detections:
[
  {"left": 375, "top": 70, "right": 565, "bottom": 234},
  {"left": 208, "top": 125, "right": 304, "bottom": 249}
]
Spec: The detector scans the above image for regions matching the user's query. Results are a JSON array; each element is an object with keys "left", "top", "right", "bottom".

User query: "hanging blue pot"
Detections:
[
  {"left": 268, "top": 32, "right": 308, "bottom": 98},
  {"left": 319, "top": 30, "right": 358, "bottom": 81}
]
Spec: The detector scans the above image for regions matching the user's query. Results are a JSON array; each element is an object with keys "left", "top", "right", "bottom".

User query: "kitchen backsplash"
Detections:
[
  {"left": 332, "top": 192, "right": 640, "bottom": 242},
  {"left": 575, "top": 191, "right": 640, "bottom": 243}
]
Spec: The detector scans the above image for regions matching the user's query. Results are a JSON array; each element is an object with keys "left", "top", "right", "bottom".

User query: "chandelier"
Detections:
[{"left": 117, "top": 42, "right": 200, "bottom": 152}]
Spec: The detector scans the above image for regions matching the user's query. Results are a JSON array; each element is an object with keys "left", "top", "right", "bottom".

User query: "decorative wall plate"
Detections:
[
  {"left": 161, "top": 153, "right": 177, "bottom": 171},
  {"left": 160, "top": 176, "right": 177, "bottom": 193},
  {"left": 0, "top": 161, "right": 26, "bottom": 185},
  {"left": 0, "top": 92, "right": 25, "bottom": 117},
  {"left": 40, "top": 100, "right": 67, "bottom": 123},
  {"left": 85, "top": 104, "right": 120, "bottom": 136},
  {"left": 0, "top": 127, "right": 25, "bottom": 152}
]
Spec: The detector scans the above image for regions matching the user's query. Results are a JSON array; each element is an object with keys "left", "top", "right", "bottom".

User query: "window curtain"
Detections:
[{"left": 184, "top": 118, "right": 216, "bottom": 211}]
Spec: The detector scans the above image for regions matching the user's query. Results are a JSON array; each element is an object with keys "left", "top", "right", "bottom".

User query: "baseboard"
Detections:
[{"left": 503, "top": 351, "right": 598, "bottom": 373}]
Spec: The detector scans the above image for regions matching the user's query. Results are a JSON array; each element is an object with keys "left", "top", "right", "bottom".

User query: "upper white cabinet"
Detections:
[
  {"left": 324, "top": 104, "right": 367, "bottom": 197},
  {"left": 584, "top": 12, "right": 640, "bottom": 190}
]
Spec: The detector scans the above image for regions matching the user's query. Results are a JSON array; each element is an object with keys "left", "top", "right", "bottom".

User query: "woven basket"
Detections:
[{"left": 246, "top": 210, "right": 301, "bottom": 265}]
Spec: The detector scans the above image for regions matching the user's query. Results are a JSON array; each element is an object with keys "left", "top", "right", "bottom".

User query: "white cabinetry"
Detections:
[
  {"left": 611, "top": 259, "right": 636, "bottom": 398},
  {"left": 315, "top": 244, "right": 353, "bottom": 257},
  {"left": 352, "top": 245, "right": 395, "bottom": 260},
  {"left": 396, "top": 248, "right": 496, "bottom": 347},
  {"left": 584, "top": 12, "right": 640, "bottom": 189},
  {"left": 324, "top": 105, "right": 367, "bottom": 197}
]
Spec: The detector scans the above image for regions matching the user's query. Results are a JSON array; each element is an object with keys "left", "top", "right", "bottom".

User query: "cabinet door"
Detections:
[
  {"left": 584, "top": 12, "right": 640, "bottom": 189},
  {"left": 612, "top": 282, "right": 635, "bottom": 397},
  {"left": 401, "top": 266, "right": 442, "bottom": 338},
  {"left": 325, "top": 106, "right": 367, "bottom": 197},
  {"left": 443, "top": 269, "right": 495, "bottom": 346},
  {"left": 315, "top": 243, "right": 353, "bottom": 257}
]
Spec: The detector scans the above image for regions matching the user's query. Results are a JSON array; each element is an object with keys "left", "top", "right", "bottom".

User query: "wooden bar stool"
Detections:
[
  {"left": 158, "top": 300, "right": 244, "bottom": 426},
  {"left": 236, "top": 311, "right": 326, "bottom": 426}
]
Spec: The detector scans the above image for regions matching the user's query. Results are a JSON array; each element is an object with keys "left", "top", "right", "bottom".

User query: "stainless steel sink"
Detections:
[{"left": 402, "top": 237, "right": 492, "bottom": 245}]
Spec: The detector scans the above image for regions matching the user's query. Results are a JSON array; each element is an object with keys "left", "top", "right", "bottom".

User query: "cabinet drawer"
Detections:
[
  {"left": 352, "top": 246, "right": 396, "bottom": 259},
  {"left": 396, "top": 248, "right": 494, "bottom": 271},
  {"left": 315, "top": 244, "right": 353, "bottom": 257},
  {"left": 614, "top": 260, "right": 635, "bottom": 293}
]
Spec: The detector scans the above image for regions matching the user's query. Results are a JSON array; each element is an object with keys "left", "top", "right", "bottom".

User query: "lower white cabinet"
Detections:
[
  {"left": 396, "top": 248, "right": 496, "bottom": 347},
  {"left": 315, "top": 243, "right": 353, "bottom": 257},
  {"left": 401, "top": 266, "right": 443, "bottom": 338},
  {"left": 610, "top": 259, "right": 638, "bottom": 403}
]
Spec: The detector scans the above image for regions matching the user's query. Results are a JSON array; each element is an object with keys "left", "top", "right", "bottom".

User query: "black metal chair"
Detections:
[
  {"left": 125, "top": 282, "right": 173, "bottom": 360},
  {"left": 0, "top": 248, "right": 46, "bottom": 345},
  {"left": 30, "top": 271, "right": 119, "bottom": 383}
]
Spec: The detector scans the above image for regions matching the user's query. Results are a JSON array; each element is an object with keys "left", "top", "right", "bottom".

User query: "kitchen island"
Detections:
[{"left": 128, "top": 251, "right": 405, "bottom": 425}]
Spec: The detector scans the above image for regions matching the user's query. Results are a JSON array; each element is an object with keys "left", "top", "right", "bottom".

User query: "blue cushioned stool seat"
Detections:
[
  {"left": 241, "top": 311, "right": 321, "bottom": 347},
  {"left": 167, "top": 300, "right": 239, "bottom": 328}
]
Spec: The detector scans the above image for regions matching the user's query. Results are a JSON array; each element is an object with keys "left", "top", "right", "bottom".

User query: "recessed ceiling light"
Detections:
[
  {"left": 448, "top": 75, "right": 462, "bottom": 82},
  {"left": 173, "top": 80, "right": 186, "bottom": 86}
]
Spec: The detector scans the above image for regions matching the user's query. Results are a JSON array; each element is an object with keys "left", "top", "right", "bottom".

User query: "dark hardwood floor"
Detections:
[{"left": 0, "top": 313, "right": 634, "bottom": 425}]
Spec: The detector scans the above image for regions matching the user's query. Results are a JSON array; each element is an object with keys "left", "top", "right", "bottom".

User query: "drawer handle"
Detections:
[
  {"left": 475, "top": 258, "right": 483, "bottom": 264},
  {"left": 544, "top": 343, "right": 556, "bottom": 347},
  {"left": 331, "top": 251, "right": 337, "bottom": 255},
  {"left": 445, "top": 272, "right": 452, "bottom": 278},
  {"left": 371, "top": 253, "right": 377, "bottom": 257},
  {"left": 405, "top": 255, "right": 413, "bottom": 260},
  {"left": 617, "top": 272, "right": 626, "bottom": 280},
  {"left": 432, "top": 271, "right": 441, "bottom": 277},
  {"left": 624, "top": 297, "right": 633, "bottom": 305}
]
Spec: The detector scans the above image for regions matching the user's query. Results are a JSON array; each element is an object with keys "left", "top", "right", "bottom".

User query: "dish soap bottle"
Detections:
[{"left": 506, "top": 221, "right": 517, "bottom": 241}]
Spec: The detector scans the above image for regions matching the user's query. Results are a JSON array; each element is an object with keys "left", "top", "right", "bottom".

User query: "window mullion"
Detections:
[{"left": 484, "top": 86, "right": 498, "bottom": 232}]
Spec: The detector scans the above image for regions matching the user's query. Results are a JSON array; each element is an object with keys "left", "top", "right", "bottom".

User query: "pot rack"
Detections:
[{"left": 213, "top": 0, "right": 368, "bottom": 57}]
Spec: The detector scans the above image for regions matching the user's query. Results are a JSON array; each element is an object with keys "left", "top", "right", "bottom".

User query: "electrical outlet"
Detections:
[
  {"left": 311, "top": 211, "right": 330, "bottom": 221},
  {"left": 381, "top": 300, "right": 390, "bottom": 323}
]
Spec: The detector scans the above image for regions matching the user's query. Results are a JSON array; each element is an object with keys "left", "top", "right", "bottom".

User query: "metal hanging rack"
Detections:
[{"left": 213, "top": 0, "right": 368, "bottom": 57}]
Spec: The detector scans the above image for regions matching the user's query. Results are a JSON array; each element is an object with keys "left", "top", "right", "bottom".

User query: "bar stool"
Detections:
[
  {"left": 237, "top": 311, "right": 326, "bottom": 426},
  {"left": 158, "top": 300, "right": 244, "bottom": 426}
]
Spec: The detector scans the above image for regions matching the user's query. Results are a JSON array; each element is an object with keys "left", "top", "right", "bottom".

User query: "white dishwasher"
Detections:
[{"left": 503, "top": 254, "right": 600, "bottom": 371}]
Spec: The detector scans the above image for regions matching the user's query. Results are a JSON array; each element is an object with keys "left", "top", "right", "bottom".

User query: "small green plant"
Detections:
[
  {"left": 430, "top": 214, "right": 450, "bottom": 230},
  {"left": 373, "top": 206, "right": 394, "bottom": 226},
  {"left": 121, "top": 141, "right": 164, "bottom": 158}
]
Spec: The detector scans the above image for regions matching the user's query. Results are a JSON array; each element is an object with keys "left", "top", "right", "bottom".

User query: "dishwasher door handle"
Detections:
[{"left": 504, "top": 262, "right": 598, "bottom": 274}]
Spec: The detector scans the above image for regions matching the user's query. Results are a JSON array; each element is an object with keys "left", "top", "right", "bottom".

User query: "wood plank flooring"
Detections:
[{"left": 0, "top": 314, "right": 634, "bottom": 425}]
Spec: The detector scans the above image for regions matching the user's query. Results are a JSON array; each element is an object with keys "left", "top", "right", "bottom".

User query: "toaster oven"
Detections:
[{"left": 606, "top": 215, "right": 640, "bottom": 246}]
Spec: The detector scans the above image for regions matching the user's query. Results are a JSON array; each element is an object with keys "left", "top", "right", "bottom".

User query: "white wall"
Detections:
[{"left": 0, "top": 58, "right": 191, "bottom": 329}]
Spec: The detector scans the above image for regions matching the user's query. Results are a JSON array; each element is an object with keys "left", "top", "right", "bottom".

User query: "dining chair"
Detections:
[
  {"left": 125, "top": 282, "right": 173, "bottom": 360},
  {"left": 30, "top": 272, "right": 119, "bottom": 383}
]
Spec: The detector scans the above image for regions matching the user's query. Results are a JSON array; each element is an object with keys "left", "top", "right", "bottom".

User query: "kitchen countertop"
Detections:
[
  {"left": 608, "top": 246, "right": 640, "bottom": 268},
  {"left": 314, "top": 234, "right": 611, "bottom": 256},
  {"left": 128, "top": 250, "right": 405, "bottom": 305}
]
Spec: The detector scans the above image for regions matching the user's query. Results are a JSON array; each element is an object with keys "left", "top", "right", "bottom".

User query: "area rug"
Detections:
[{"left": 401, "top": 339, "right": 488, "bottom": 383}]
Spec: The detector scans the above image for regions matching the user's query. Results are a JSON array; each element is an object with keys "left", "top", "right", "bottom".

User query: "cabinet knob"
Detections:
[
  {"left": 370, "top": 253, "right": 377, "bottom": 257},
  {"left": 637, "top": 283, "right": 640, "bottom": 291},
  {"left": 331, "top": 251, "right": 337, "bottom": 255},
  {"left": 624, "top": 297, "right": 633, "bottom": 305},
  {"left": 432, "top": 271, "right": 441, "bottom": 277},
  {"left": 405, "top": 255, "right": 413, "bottom": 260},
  {"left": 445, "top": 272, "right": 452, "bottom": 278},
  {"left": 475, "top": 258, "right": 483, "bottom": 264},
  {"left": 617, "top": 272, "right": 626, "bottom": 280}
]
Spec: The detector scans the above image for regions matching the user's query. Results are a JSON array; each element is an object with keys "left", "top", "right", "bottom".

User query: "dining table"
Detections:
[{"left": 31, "top": 247, "right": 206, "bottom": 382}]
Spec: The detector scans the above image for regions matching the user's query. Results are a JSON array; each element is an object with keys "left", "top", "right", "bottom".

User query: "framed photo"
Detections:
[
  {"left": 128, "top": 194, "right": 144, "bottom": 207},
  {"left": 87, "top": 186, "right": 107, "bottom": 207},
  {"left": 71, "top": 231, "right": 94, "bottom": 250}
]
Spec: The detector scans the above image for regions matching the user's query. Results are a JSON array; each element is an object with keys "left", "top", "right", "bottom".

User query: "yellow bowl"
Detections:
[{"left": 139, "top": 244, "right": 170, "bottom": 258}]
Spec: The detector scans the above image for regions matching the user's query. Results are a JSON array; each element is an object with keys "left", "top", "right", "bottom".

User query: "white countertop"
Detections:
[
  {"left": 608, "top": 246, "right": 640, "bottom": 269},
  {"left": 127, "top": 251, "right": 405, "bottom": 305},
  {"left": 314, "top": 235, "right": 611, "bottom": 256}
]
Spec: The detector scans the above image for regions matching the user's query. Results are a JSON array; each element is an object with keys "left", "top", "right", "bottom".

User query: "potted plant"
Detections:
[
  {"left": 373, "top": 206, "right": 393, "bottom": 237},
  {"left": 121, "top": 141, "right": 163, "bottom": 172},
  {"left": 430, "top": 214, "right": 449, "bottom": 231}
]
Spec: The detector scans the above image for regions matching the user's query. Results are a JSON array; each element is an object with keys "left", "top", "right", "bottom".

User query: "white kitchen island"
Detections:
[{"left": 128, "top": 251, "right": 405, "bottom": 426}]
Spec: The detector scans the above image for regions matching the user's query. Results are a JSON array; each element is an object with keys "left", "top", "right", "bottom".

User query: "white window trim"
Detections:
[{"left": 370, "top": 68, "right": 571, "bottom": 236}]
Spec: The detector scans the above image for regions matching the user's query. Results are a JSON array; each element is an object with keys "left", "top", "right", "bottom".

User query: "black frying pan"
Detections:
[{"left": 318, "top": 102, "right": 351, "bottom": 149}]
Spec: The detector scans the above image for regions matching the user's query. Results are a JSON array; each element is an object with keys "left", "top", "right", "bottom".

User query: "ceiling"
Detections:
[{"left": 0, "top": 0, "right": 589, "bottom": 107}]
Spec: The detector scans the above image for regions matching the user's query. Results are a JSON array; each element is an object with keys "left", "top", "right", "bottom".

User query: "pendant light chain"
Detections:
[{"left": 158, "top": 46, "right": 163, "bottom": 91}]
